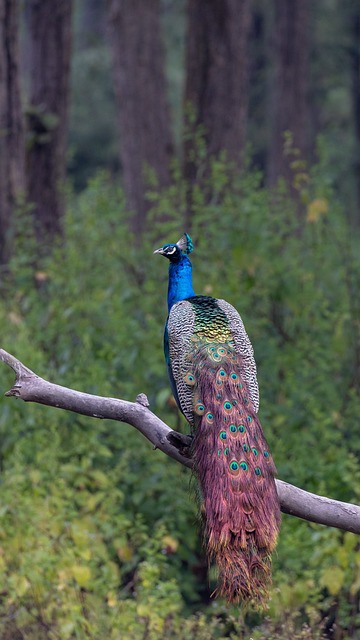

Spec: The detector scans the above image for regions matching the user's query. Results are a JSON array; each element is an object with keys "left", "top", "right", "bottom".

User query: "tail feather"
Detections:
[{"left": 191, "top": 349, "right": 281, "bottom": 607}]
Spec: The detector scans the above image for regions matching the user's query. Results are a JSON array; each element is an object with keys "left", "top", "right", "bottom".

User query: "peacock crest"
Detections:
[{"left": 176, "top": 232, "right": 193, "bottom": 255}]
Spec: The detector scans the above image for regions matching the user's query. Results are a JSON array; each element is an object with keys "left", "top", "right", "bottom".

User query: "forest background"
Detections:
[{"left": 0, "top": 0, "right": 360, "bottom": 638}]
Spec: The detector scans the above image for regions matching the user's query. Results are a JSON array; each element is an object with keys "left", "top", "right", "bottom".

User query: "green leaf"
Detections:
[
  {"left": 320, "top": 566, "right": 345, "bottom": 595},
  {"left": 70, "top": 564, "right": 92, "bottom": 588}
]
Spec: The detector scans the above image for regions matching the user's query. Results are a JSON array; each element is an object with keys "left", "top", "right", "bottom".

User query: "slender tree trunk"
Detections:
[
  {"left": 25, "top": 0, "right": 73, "bottom": 245},
  {"left": 107, "top": 0, "right": 174, "bottom": 235},
  {"left": 267, "top": 0, "right": 312, "bottom": 188},
  {"left": 350, "top": 8, "right": 360, "bottom": 224},
  {"left": 247, "top": 3, "right": 272, "bottom": 174},
  {"left": 0, "top": 0, "right": 25, "bottom": 264},
  {"left": 184, "top": 0, "right": 252, "bottom": 184}
]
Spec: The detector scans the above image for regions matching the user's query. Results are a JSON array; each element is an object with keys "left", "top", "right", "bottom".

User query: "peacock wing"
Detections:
[
  {"left": 216, "top": 299, "right": 260, "bottom": 413},
  {"left": 167, "top": 299, "right": 197, "bottom": 426}
]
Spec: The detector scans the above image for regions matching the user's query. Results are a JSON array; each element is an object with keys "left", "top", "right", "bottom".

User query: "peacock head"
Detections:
[{"left": 153, "top": 233, "right": 193, "bottom": 263}]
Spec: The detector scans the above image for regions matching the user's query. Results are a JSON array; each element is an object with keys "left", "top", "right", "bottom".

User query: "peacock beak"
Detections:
[{"left": 153, "top": 247, "right": 165, "bottom": 255}]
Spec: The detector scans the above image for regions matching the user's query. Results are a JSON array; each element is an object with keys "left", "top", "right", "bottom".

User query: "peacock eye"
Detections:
[
  {"left": 166, "top": 246, "right": 177, "bottom": 254},
  {"left": 229, "top": 460, "right": 240, "bottom": 475},
  {"left": 195, "top": 402, "right": 205, "bottom": 415}
]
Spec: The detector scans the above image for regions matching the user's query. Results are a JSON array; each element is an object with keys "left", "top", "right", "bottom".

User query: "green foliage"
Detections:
[{"left": 0, "top": 158, "right": 360, "bottom": 637}]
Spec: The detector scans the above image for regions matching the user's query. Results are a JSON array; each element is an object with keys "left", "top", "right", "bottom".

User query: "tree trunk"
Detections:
[
  {"left": 107, "top": 0, "right": 174, "bottom": 235},
  {"left": 184, "top": 0, "right": 252, "bottom": 184},
  {"left": 247, "top": 3, "right": 272, "bottom": 174},
  {"left": 267, "top": 0, "right": 312, "bottom": 188},
  {"left": 0, "top": 0, "right": 25, "bottom": 265},
  {"left": 350, "top": 8, "right": 360, "bottom": 225},
  {"left": 25, "top": 0, "right": 73, "bottom": 246}
]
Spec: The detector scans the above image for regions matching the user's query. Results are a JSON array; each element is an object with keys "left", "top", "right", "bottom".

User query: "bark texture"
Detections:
[
  {"left": 184, "top": 0, "right": 252, "bottom": 182},
  {"left": 0, "top": 0, "right": 25, "bottom": 264},
  {"left": 25, "top": 0, "right": 73, "bottom": 244},
  {"left": 107, "top": 0, "right": 173, "bottom": 234},
  {"left": 267, "top": 0, "right": 312, "bottom": 187},
  {"left": 350, "top": 8, "right": 360, "bottom": 222}
]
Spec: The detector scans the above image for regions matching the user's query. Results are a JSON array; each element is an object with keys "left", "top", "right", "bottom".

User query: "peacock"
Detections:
[{"left": 154, "top": 233, "right": 281, "bottom": 607}]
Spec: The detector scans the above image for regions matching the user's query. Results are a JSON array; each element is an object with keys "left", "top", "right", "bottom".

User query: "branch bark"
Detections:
[{"left": 1, "top": 348, "right": 360, "bottom": 535}]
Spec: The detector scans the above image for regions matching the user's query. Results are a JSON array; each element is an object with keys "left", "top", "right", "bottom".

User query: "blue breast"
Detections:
[{"left": 167, "top": 256, "right": 195, "bottom": 312}]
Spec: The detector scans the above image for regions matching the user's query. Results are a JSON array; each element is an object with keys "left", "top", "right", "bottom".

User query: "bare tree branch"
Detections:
[{"left": 1, "top": 348, "right": 360, "bottom": 535}]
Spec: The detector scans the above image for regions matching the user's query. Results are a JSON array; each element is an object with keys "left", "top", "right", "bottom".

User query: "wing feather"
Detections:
[
  {"left": 216, "top": 299, "right": 260, "bottom": 412},
  {"left": 167, "top": 300, "right": 196, "bottom": 425}
]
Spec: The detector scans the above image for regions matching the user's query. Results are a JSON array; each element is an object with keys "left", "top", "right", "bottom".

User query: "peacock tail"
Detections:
[{"left": 155, "top": 234, "right": 281, "bottom": 607}]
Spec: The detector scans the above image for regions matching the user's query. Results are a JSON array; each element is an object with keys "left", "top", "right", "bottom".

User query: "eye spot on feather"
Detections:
[
  {"left": 219, "top": 431, "right": 227, "bottom": 441},
  {"left": 238, "top": 383, "right": 243, "bottom": 389},
  {"left": 229, "top": 424, "right": 237, "bottom": 434},
  {"left": 229, "top": 460, "right": 240, "bottom": 476},
  {"left": 205, "top": 412, "right": 214, "bottom": 424},
  {"left": 216, "top": 393, "right": 222, "bottom": 399},
  {"left": 243, "top": 443, "right": 249, "bottom": 453},
  {"left": 240, "top": 461, "right": 248, "bottom": 471},
  {"left": 219, "top": 369, "right": 226, "bottom": 377},
  {"left": 254, "top": 467, "right": 262, "bottom": 476},
  {"left": 218, "top": 347, "right": 226, "bottom": 356},
  {"left": 247, "top": 415, "right": 252, "bottom": 423},
  {"left": 224, "top": 447, "right": 229, "bottom": 456},
  {"left": 252, "top": 447, "right": 258, "bottom": 457},
  {"left": 223, "top": 401, "right": 232, "bottom": 413},
  {"left": 263, "top": 451, "right": 270, "bottom": 458},
  {"left": 212, "top": 352, "right": 221, "bottom": 362},
  {"left": 238, "top": 425, "right": 246, "bottom": 433},
  {"left": 183, "top": 372, "right": 196, "bottom": 386},
  {"left": 195, "top": 403, "right": 205, "bottom": 415},
  {"left": 244, "top": 397, "right": 249, "bottom": 405},
  {"left": 230, "top": 372, "right": 238, "bottom": 380}
]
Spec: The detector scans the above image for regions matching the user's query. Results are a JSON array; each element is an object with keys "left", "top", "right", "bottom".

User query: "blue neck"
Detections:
[{"left": 167, "top": 255, "right": 195, "bottom": 312}]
